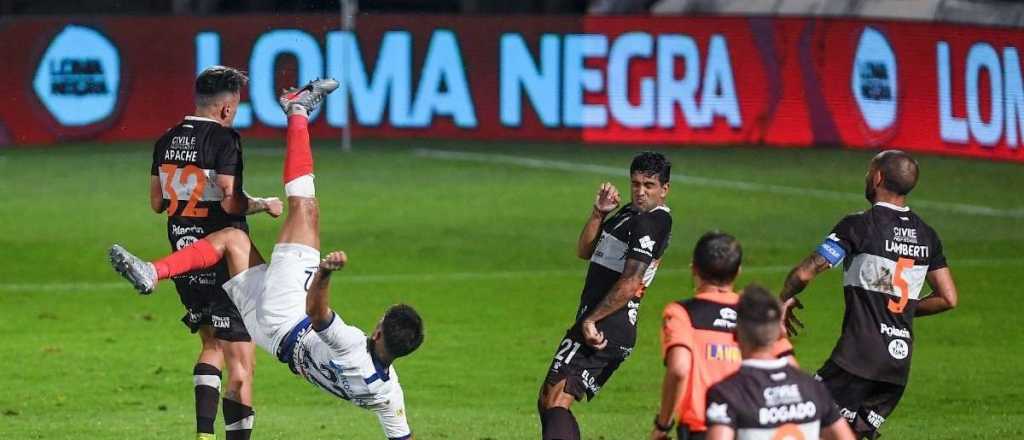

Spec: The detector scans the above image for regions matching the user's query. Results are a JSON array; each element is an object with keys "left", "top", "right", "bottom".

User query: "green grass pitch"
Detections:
[{"left": 0, "top": 140, "right": 1021, "bottom": 439}]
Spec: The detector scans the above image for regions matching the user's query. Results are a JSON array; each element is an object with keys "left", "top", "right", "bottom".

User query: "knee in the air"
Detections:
[{"left": 289, "top": 197, "right": 319, "bottom": 214}]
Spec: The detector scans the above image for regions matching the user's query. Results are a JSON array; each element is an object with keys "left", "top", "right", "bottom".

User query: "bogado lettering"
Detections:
[
  {"left": 194, "top": 29, "right": 741, "bottom": 131},
  {"left": 938, "top": 41, "right": 1024, "bottom": 148},
  {"left": 758, "top": 401, "right": 817, "bottom": 425}
]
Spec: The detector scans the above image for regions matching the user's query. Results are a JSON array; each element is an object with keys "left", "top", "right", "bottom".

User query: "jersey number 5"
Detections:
[
  {"left": 888, "top": 257, "right": 914, "bottom": 314},
  {"left": 160, "top": 164, "right": 209, "bottom": 218}
]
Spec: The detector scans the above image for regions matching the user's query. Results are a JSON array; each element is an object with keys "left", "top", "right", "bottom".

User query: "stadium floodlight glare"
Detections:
[{"left": 340, "top": 0, "right": 358, "bottom": 152}]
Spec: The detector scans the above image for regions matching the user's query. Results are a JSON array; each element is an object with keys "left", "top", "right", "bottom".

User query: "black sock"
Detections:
[
  {"left": 541, "top": 407, "right": 580, "bottom": 440},
  {"left": 223, "top": 397, "right": 254, "bottom": 440},
  {"left": 193, "top": 363, "right": 221, "bottom": 435}
]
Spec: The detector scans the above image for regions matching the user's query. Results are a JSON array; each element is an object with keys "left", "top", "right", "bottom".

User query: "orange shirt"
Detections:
[{"left": 660, "top": 292, "right": 794, "bottom": 432}]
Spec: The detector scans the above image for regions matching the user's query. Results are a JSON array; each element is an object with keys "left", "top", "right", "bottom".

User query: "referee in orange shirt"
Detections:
[{"left": 652, "top": 232, "right": 795, "bottom": 440}]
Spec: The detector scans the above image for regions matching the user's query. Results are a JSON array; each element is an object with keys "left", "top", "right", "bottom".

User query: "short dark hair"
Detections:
[
  {"left": 872, "top": 150, "right": 918, "bottom": 196},
  {"left": 692, "top": 231, "right": 742, "bottom": 285},
  {"left": 195, "top": 65, "right": 248, "bottom": 107},
  {"left": 630, "top": 151, "right": 671, "bottom": 184},
  {"left": 737, "top": 284, "right": 782, "bottom": 349},
  {"left": 381, "top": 304, "right": 424, "bottom": 358}
]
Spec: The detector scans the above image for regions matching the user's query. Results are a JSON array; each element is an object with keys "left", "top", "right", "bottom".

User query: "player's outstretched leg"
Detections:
[
  {"left": 274, "top": 78, "right": 338, "bottom": 250},
  {"left": 109, "top": 228, "right": 263, "bottom": 294}
]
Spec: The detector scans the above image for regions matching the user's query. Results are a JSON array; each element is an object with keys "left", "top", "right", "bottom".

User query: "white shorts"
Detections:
[{"left": 223, "top": 243, "right": 320, "bottom": 355}]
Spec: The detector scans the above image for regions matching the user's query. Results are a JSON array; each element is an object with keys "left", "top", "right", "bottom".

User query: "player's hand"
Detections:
[
  {"left": 781, "top": 297, "right": 804, "bottom": 337},
  {"left": 594, "top": 182, "right": 620, "bottom": 215},
  {"left": 649, "top": 428, "right": 671, "bottom": 440},
  {"left": 264, "top": 197, "right": 283, "bottom": 218},
  {"left": 581, "top": 320, "right": 607, "bottom": 350},
  {"left": 320, "top": 251, "right": 348, "bottom": 272}
]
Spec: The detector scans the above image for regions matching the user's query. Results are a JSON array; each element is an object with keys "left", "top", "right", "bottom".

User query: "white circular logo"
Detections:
[
  {"left": 175, "top": 235, "right": 198, "bottom": 250},
  {"left": 33, "top": 25, "right": 121, "bottom": 127},
  {"left": 888, "top": 339, "right": 909, "bottom": 360},
  {"left": 851, "top": 26, "right": 898, "bottom": 132}
]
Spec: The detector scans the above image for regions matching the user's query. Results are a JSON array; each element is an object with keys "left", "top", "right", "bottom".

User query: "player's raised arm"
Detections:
[
  {"left": 577, "top": 182, "right": 620, "bottom": 259},
  {"left": 307, "top": 251, "right": 347, "bottom": 330},
  {"left": 215, "top": 175, "right": 283, "bottom": 218}
]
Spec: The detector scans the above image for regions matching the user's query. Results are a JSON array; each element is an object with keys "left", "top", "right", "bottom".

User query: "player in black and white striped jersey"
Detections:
[
  {"left": 149, "top": 66, "right": 282, "bottom": 440},
  {"left": 705, "top": 285, "right": 854, "bottom": 440},
  {"left": 776, "top": 151, "right": 959, "bottom": 439}
]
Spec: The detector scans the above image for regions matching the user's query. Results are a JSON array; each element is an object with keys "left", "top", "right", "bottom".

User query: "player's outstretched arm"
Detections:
[
  {"left": 215, "top": 175, "right": 283, "bottom": 218},
  {"left": 580, "top": 258, "right": 647, "bottom": 349},
  {"left": 577, "top": 182, "right": 620, "bottom": 259},
  {"left": 778, "top": 252, "right": 830, "bottom": 336},
  {"left": 307, "top": 251, "right": 347, "bottom": 330},
  {"left": 822, "top": 417, "right": 856, "bottom": 440},
  {"left": 916, "top": 267, "right": 958, "bottom": 316}
]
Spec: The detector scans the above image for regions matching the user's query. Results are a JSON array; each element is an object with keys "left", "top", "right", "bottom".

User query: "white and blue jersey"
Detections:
[{"left": 280, "top": 314, "right": 412, "bottom": 439}]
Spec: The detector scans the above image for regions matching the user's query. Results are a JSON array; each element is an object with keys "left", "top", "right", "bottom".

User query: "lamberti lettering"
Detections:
[{"left": 884, "top": 240, "right": 929, "bottom": 258}]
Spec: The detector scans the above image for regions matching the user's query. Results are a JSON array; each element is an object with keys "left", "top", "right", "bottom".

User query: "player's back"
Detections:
[
  {"left": 706, "top": 359, "right": 841, "bottom": 439},
  {"left": 152, "top": 116, "right": 246, "bottom": 230},
  {"left": 821, "top": 202, "right": 946, "bottom": 384}
]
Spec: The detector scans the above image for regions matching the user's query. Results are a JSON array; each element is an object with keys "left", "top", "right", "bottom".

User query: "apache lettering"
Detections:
[
  {"left": 884, "top": 240, "right": 929, "bottom": 258},
  {"left": 758, "top": 401, "right": 817, "bottom": 425},
  {"left": 165, "top": 149, "right": 199, "bottom": 162}
]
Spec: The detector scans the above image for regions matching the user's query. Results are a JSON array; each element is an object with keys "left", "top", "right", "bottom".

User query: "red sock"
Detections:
[
  {"left": 153, "top": 239, "right": 222, "bottom": 280},
  {"left": 283, "top": 114, "right": 312, "bottom": 184}
]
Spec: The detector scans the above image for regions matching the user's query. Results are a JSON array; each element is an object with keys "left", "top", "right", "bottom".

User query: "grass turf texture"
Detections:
[{"left": 0, "top": 140, "right": 1021, "bottom": 439}]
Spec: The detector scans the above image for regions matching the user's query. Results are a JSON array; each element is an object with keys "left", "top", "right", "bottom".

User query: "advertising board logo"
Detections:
[
  {"left": 851, "top": 27, "right": 897, "bottom": 132},
  {"left": 33, "top": 25, "right": 121, "bottom": 127}
]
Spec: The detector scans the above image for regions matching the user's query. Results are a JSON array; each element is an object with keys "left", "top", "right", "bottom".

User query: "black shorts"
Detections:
[
  {"left": 172, "top": 260, "right": 250, "bottom": 342},
  {"left": 543, "top": 326, "right": 635, "bottom": 401},
  {"left": 816, "top": 360, "right": 905, "bottom": 439}
]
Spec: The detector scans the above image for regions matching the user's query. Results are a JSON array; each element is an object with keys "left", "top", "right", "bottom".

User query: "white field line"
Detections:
[
  {"left": 413, "top": 149, "right": 1024, "bottom": 219},
  {"left": 2, "top": 258, "right": 1018, "bottom": 292}
]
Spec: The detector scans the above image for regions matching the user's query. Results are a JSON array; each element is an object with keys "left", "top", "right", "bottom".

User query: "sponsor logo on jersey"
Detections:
[
  {"left": 758, "top": 401, "right": 817, "bottom": 425},
  {"left": 707, "top": 402, "right": 731, "bottom": 424},
  {"left": 839, "top": 407, "right": 857, "bottom": 424},
  {"left": 639, "top": 235, "right": 656, "bottom": 251},
  {"left": 867, "top": 410, "right": 886, "bottom": 428},
  {"left": 770, "top": 371, "right": 788, "bottom": 381},
  {"left": 879, "top": 323, "right": 911, "bottom": 339},
  {"left": 892, "top": 227, "right": 918, "bottom": 244},
  {"left": 580, "top": 370, "right": 601, "bottom": 395},
  {"left": 172, "top": 224, "right": 205, "bottom": 236},
  {"left": 706, "top": 343, "right": 741, "bottom": 363},
  {"left": 713, "top": 307, "right": 737, "bottom": 329},
  {"left": 176, "top": 235, "right": 199, "bottom": 250},
  {"left": 763, "top": 384, "right": 803, "bottom": 406},
  {"left": 212, "top": 315, "right": 230, "bottom": 329},
  {"left": 888, "top": 339, "right": 909, "bottom": 360},
  {"left": 33, "top": 25, "right": 121, "bottom": 127},
  {"left": 627, "top": 299, "right": 639, "bottom": 326}
]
